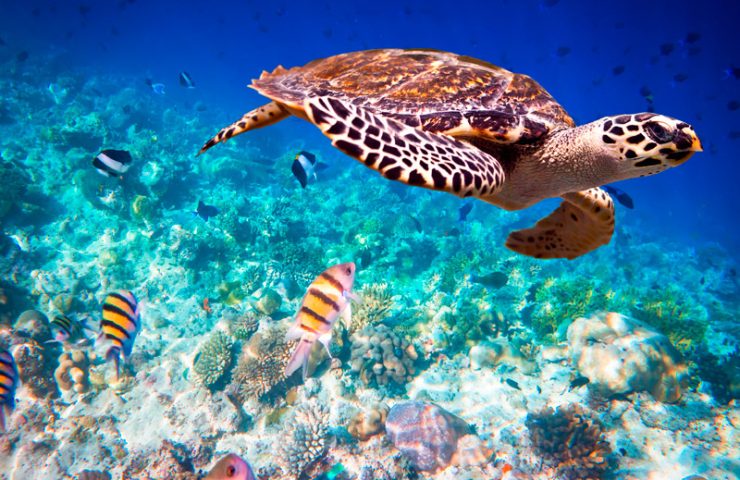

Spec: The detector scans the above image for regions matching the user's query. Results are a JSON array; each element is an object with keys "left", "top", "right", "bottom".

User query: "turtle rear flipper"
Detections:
[
  {"left": 304, "top": 96, "right": 505, "bottom": 200},
  {"left": 199, "top": 101, "right": 290, "bottom": 155},
  {"left": 506, "top": 187, "right": 615, "bottom": 259}
]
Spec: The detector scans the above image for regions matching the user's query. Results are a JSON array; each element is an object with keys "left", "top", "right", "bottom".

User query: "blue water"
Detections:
[{"left": 1, "top": 1, "right": 739, "bottom": 479}]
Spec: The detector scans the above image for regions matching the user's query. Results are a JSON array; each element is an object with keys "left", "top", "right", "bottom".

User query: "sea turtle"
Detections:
[{"left": 199, "top": 49, "right": 702, "bottom": 259}]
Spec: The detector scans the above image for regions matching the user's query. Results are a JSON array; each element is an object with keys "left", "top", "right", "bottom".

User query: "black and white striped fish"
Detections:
[
  {"left": 0, "top": 348, "right": 19, "bottom": 432},
  {"left": 179, "top": 71, "right": 195, "bottom": 89},
  {"left": 99, "top": 290, "right": 141, "bottom": 380},
  {"left": 92, "top": 149, "right": 133, "bottom": 178}
]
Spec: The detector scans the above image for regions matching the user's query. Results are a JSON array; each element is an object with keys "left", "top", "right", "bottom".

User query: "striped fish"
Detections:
[
  {"left": 285, "top": 262, "right": 358, "bottom": 379},
  {"left": 49, "top": 314, "right": 92, "bottom": 345},
  {"left": 100, "top": 290, "right": 141, "bottom": 380},
  {"left": 0, "top": 348, "right": 19, "bottom": 432}
]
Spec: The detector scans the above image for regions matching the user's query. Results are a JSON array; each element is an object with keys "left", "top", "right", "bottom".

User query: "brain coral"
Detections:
[
  {"left": 567, "top": 311, "right": 688, "bottom": 403},
  {"left": 349, "top": 324, "right": 418, "bottom": 387}
]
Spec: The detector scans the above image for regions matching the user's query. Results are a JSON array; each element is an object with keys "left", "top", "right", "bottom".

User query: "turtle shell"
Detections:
[{"left": 251, "top": 49, "right": 574, "bottom": 144}]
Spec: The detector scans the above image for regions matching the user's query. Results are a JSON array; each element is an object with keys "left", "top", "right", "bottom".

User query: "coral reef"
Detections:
[
  {"left": 385, "top": 401, "right": 473, "bottom": 473},
  {"left": 280, "top": 400, "right": 330, "bottom": 478},
  {"left": 526, "top": 404, "right": 612, "bottom": 479},
  {"left": 229, "top": 327, "right": 294, "bottom": 402},
  {"left": 348, "top": 404, "right": 389, "bottom": 441},
  {"left": 349, "top": 324, "right": 418, "bottom": 388},
  {"left": 11, "top": 310, "right": 59, "bottom": 399},
  {"left": 54, "top": 349, "right": 91, "bottom": 394},
  {"left": 224, "top": 310, "right": 262, "bottom": 341},
  {"left": 468, "top": 338, "right": 536, "bottom": 374},
  {"left": 568, "top": 311, "right": 688, "bottom": 403},
  {"left": 350, "top": 283, "right": 395, "bottom": 334},
  {"left": 122, "top": 439, "right": 204, "bottom": 480},
  {"left": 254, "top": 288, "right": 282, "bottom": 316},
  {"left": 193, "top": 331, "right": 235, "bottom": 391}
]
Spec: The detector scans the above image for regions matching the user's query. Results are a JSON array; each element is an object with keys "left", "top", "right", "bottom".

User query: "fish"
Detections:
[
  {"left": 0, "top": 348, "right": 19, "bottom": 432},
  {"left": 602, "top": 185, "right": 634, "bottom": 209},
  {"left": 195, "top": 200, "right": 219, "bottom": 221},
  {"left": 145, "top": 78, "right": 165, "bottom": 95},
  {"left": 178, "top": 71, "right": 195, "bottom": 89},
  {"left": 728, "top": 100, "right": 739, "bottom": 111},
  {"left": 204, "top": 453, "right": 256, "bottom": 480},
  {"left": 48, "top": 314, "right": 93, "bottom": 345},
  {"left": 99, "top": 290, "right": 141, "bottom": 380},
  {"left": 285, "top": 262, "right": 358, "bottom": 379},
  {"left": 612, "top": 65, "right": 625, "bottom": 75},
  {"left": 673, "top": 73, "right": 688, "bottom": 83},
  {"left": 659, "top": 43, "right": 674, "bottom": 56},
  {"left": 470, "top": 271, "right": 508, "bottom": 289},
  {"left": 92, "top": 149, "right": 133, "bottom": 178},
  {"left": 505, "top": 378, "right": 520, "bottom": 390},
  {"left": 16, "top": 51, "right": 29, "bottom": 62},
  {"left": 405, "top": 213, "right": 423, "bottom": 233},
  {"left": 458, "top": 199, "right": 474, "bottom": 222},
  {"left": 569, "top": 375, "right": 590, "bottom": 391},
  {"left": 724, "top": 66, "right": 740, "bottom": 80},
  {"left": 291, "top": 151, "right": 319, "bottom": 188},
  {"left": 555, "top": 46, "right": 571, "bottom": 57},
  {"left": 684, "top": 32, "right": 701, "bottom": 44}
]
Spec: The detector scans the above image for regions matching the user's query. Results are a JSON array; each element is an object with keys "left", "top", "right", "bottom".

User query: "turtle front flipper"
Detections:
[
  {"left": 505, "top": 187, "right": 615, "bottom": 260},
  {"left": 304, "top": 96, "right": 505, "bottom": 200},
  {"left": 198, "top": 101, "right": 290, "bottom": 155}
]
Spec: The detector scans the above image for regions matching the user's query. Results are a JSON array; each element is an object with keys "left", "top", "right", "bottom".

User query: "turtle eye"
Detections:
[
  {"left": 644, "top": 121, "right": 674, "bottom": 143},
  {"left": 226, "top": 465, "right": 236, "bottom": 477}
]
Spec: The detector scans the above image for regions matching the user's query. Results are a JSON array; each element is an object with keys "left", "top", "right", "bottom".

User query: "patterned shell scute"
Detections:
[{"left": 251, "top": 49, "right": 574, "bottom": 140}]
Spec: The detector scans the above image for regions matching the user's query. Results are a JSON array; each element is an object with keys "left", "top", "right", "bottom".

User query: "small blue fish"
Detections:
[
  {"left": 145, "top": 78, "right": 165, "bottom": 95},
  {"left": 603, "top": 185, "right": 634, "bottom": 209},
  {"left": 458, "top": 200, "right": 474, "bottom": 222},
  {"left": 195, "top": 200, "right": 219, "bottom": 221},
  {"left": 0, "top": 348, "right": 19, "bottom": 432},
  {"left": 505, "top": 378, "right": 520, "bottom": 390}
]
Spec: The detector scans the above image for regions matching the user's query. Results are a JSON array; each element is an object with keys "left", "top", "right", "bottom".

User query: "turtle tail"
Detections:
[{"left": 198, "top": 101, "right": 290, "bottom": 155}]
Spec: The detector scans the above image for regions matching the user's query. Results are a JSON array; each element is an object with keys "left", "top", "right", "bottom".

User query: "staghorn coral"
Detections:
[
  {"left": 54, "top": 349, "right": 91, "bottom": 394},
  {"left": 229, "top": 327, "right": 294, "bottom": 402},
  {"left": 350, "top": 283, "right": 395, "bottom": 334},
  {"left": 192, "top": 331, "right": 235, "bottom": 391},
  {"left": 349, "top": 324, "right": 418, "bottom": 388},
  {"left": 526, "top": 404, "right": 612, "bottom": 479},
  {"left": 280, "top": 400, "right": 330, "bottom": 479}
]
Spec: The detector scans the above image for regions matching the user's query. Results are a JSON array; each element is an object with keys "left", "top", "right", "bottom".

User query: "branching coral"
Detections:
[
  {"left": 350, "top": 283, "right": 395, "bottom": 334},
  {"left": 280, "top": 400, "right": 330, "bottom": 479},
  {"left": 526, "top": 404, "right": 613, "bottom": 479},
  {"left": 193, "top": 331, "right": 235, "bottom": 391},
  {"left": 229, "top": 327, "right": 294, "bottom": 402},
  {"left": 349, "top": 324, "right": 418, "bottom": 388}
]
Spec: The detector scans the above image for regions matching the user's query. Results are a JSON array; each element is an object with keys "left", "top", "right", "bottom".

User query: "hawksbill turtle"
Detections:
[{"left": 199, "top": 49, "right": 702, "bottom": 259}]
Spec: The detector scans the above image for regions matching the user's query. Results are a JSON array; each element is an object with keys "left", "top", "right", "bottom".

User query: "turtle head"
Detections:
[{"left": 598, "top": 113, "right": 702, "bottom": 179}]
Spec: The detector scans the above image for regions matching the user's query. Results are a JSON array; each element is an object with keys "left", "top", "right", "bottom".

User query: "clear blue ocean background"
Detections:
[{"left": 2, "top": 0, "right": 738, "bottom": 255}]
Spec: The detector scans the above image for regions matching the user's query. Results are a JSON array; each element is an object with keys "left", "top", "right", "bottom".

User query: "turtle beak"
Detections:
[
  {"left": 689, "top": 131, "right": 703, "bottom": 152},
  {"left": 673, "top": 126, "right": 702, "bottom": 153}
]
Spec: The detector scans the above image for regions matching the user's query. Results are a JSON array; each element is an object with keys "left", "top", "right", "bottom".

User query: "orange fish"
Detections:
[
  {"left": 99, "top": 290, "right": 141, "bottom": 380},
  {"left": 285, "top": 262, "right": 358, "bottom": 379},
  {"left": 203, "top": 297, "right": 212, "bottom": 314}
]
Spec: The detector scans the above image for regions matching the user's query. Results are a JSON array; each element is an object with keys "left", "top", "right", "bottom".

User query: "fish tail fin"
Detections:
[
  {"left": 285, "top": 339, "right": 313, "bottom": 380},
  {"left": 0, "top": 407, "right": 5, "bottom": 433},
  {"left": 198, "top": 101, "right": 290, "bottom": 155},
  {"left": 106, "top": 346, "right": 121, "bottom": 380}
]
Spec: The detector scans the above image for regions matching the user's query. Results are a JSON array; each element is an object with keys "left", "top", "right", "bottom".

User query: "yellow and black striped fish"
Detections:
[
  {"left": 49, "top": 314, "right": 92, "bottom": 344},
  {"left": 0, "top": 348, "right": 19, "bottom": 432},
  {"left": 285, "top": 262, "right": 358, "bottom": 379},
  {"left": 100, "top": 290, "right": 141, "bottom": 379}
]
